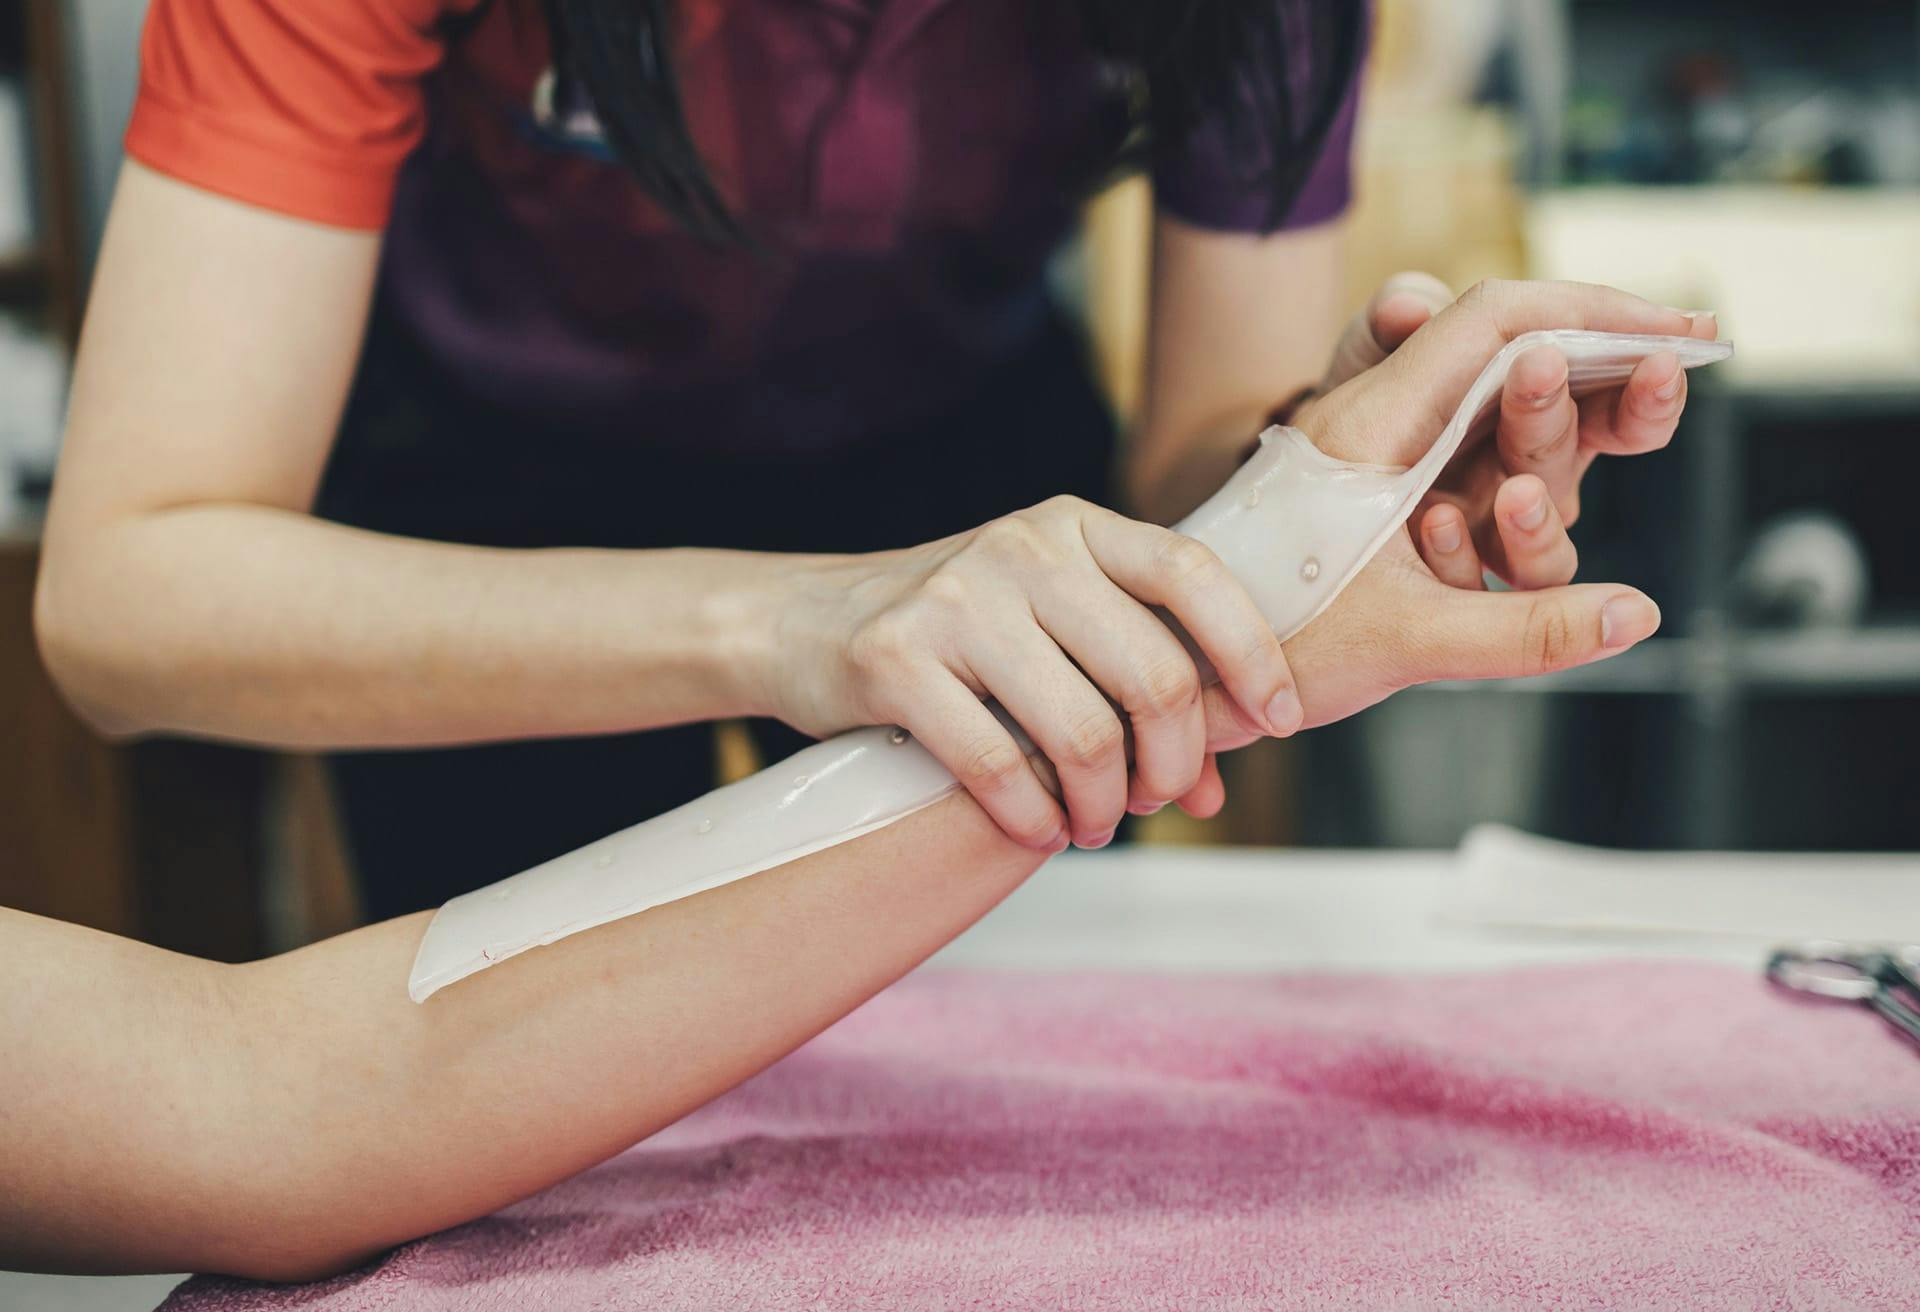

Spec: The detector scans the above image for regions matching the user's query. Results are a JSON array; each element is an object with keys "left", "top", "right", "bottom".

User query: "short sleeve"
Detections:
[
  {"left": 1152, "top": 10, "right": 1368, "bottom": 235},
  {"left": 125, "top": 0, "right": 482, "bottom": 230}
]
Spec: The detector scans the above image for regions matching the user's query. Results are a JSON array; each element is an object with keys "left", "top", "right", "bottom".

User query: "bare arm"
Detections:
[
  {"left": 1126, "top": 215, "right": 1348, "bottom": 525},
  {"left": 33, "top": 166, "right": 1302, "bottom": 847},
  {"left": 35, "top": 163, "right": 784, "bottom": 748},
  {"left": 1, "top": 782, "right": 1053, "bottom": 1281}
]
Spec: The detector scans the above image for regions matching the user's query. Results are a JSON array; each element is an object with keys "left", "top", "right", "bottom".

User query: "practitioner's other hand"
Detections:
[
  {"left": 1316, "top": 273, "right": 1718, "bottom": 587},
  {"left": 765, "top": 497, "right": 1300, "bottom": 851}
]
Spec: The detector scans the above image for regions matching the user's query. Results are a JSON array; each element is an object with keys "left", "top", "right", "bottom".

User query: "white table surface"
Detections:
[
  {"left": 16, "top": 839, "right": 1912, "bottom": 1311},
  {"left": 933, "top": 843, "right": 1820, "bottom": 975}
]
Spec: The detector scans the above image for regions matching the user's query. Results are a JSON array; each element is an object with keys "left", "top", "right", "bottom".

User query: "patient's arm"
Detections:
[{"left": 0, "top": 784, "right": 1053, "bottom": 1282}]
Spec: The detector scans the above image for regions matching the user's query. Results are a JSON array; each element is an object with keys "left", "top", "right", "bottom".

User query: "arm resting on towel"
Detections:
[
  {"left": 6, "top": 277, "right": 1693, "bottom": 1281},
  {"left": 0, "top": 784, "right": 1053, "bottom": 1282}
]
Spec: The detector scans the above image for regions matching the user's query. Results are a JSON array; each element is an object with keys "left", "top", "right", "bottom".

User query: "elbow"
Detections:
[
  {"left": 32, "top": 557, "right": 163, "bottom": 741},
  {"left": 220, "top": 1244, "right": 382, "bottom": 1286}
]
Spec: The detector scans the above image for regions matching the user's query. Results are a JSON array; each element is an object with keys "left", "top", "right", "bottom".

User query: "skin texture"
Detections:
[{"left": 36, "top": 167, "right": 1694, "bottom": 856}]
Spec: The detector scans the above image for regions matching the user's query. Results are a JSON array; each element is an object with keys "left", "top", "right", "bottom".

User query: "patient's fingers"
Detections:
[
  {"left": 1173, "top": 753, "right": 1227, "bottom": 819},
  {"left": 1578, "top": 351, "right": 1687, "bottom": 456},
  {"left": 1201, "top": 686, "right": 1263, "bottom": 754},
  {"left": 1418, "top": 502, "right": 1486, "bottom": 591},
  {"left": 1323, "top": 271, "right": 1454, "bottom": 387},
  {"left": 1413, "top": 579, "right": 1662, "bottom": 684},
  {"left": 1494, "top": 345, "right": 1582, "bottom": 522},
  {"left": 1362, "top": 272, "right": 1453, "bottom": 356},
  {"left": 1371, "top": 291, "right": 1441, "bottom": 353},
  {"left": 1354, "top": 281, "right": 1712, "bottom": 464},
  {"left": 1493, "top": 475, "right": 1579, "bottom": 589}
]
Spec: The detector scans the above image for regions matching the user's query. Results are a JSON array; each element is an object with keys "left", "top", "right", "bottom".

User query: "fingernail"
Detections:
[
  {"left": 1046, "top": 826, "right": 1072, "bottom": 854},
  {"left": 1513, "top": 492, "right": 1548, "bottom": 532},
  {"left": 1077, "top": 829, "right": 1116, "bottom": 851},
  {"left": 1428, "top": 518, "right": 1463, "bottom": 554},
  {"left": 1264, "top": 687, "right": 1303, "bottom": 736},
  {"left": 1601, "top": 594, "right": 1661, "bottom": 649},
  {"left": 1652, "top": 360, "right": 1684, "bottom": 403},
  {"left": 1517, "top": 365, "right": 1567, "bottom": 406},
  {"left": 1678, "top": 310, "right": 1718, "bottom": 334},
  {"left": 1128, "top": 800, "right": 1166, "bottom": 817}
]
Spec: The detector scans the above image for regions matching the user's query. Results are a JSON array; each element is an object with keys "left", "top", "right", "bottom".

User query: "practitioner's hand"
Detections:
[
  {"left": 1317, "top": 273, "right": 1718, "bottom": 587},
  {"left": 766, "top": 499, "right": 1301, "bottom": 851}
]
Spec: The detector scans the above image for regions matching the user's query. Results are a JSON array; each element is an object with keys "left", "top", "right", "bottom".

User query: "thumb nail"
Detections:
[
  {"left": 1264, "top": 687, "right": 1304, "bottom": 736},
  {"left": 1601, "top": 594, "right": 1661, "bottom": 649}
]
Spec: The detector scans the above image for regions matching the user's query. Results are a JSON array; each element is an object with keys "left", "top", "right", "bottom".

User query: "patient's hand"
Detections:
[
  {"left": 1196, "top": 279, "right": 1693, "bottom": 763},
  {"left": 1318, "top": 274, "right": 1718, "bottom": 587},
  {"left": 1195, "top": 526, "right": 1659, "bottom": 772}
]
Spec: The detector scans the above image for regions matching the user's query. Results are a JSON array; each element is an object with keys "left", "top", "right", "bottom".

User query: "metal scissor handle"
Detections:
[{"left": 1767, "top": 941, "right": 1920, "bottom": 1047}]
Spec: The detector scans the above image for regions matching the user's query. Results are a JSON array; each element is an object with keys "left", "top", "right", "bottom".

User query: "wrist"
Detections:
[{"left": 706, "top": 549, "right": 863, "bottom": 723}]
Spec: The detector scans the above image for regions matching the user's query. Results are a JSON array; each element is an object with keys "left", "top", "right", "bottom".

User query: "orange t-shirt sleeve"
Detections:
[{"left": 125, "top": 0, "right": 483, "bottom": 230}]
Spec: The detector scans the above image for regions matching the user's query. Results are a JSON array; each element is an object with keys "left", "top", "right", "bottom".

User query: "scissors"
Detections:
[{"left": 1766, "top": 941, "right": 1920, "bottom": 1047}]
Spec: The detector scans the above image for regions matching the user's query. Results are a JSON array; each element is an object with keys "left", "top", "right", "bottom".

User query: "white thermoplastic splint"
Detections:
[{"left": 408, "top": 330, "right": 1733, "bottom": 1001}]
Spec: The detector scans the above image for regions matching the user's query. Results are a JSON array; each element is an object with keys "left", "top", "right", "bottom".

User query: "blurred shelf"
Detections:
[
  {"left": 1722, "top": 377, "right": 1920, "bottom": 417},
  {"left": 1738, "top": 627, "right": 1920, "bottom": 691},
  {"left": 1422, "top": 627, "right": 1920, "bottom": 697}
]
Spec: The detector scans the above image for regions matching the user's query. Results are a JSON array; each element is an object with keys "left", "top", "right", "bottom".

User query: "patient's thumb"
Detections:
[{"left": 1414, "top": 584, "right": 1661, "bottom": 685}]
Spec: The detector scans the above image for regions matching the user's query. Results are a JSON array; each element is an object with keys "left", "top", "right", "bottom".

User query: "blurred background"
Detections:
[{"left": 2, "top": 0, "right": 1916, "bottom": 968}]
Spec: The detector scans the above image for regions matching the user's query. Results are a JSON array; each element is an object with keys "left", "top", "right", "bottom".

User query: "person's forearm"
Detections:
[
  {"left": 1124, "top": 217, "right": 1345, "bottom": 526},
  {"left": 1, "top": 785, "right": 1048, "bottom": 1279},
  {"left": 35, "top": 502, "right": 802, "bottom": 747},
  {"left": 1125, "top": 409, "right": 1278, "bottom": 526}
]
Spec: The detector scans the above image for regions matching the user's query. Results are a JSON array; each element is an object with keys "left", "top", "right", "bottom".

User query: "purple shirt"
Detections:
[{"left": 378, "top": 0, "right": 1361, "bottom": 459}]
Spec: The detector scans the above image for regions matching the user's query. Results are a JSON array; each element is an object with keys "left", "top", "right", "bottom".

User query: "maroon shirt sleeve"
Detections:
[{"left": 1151, "top": 8, "right": 1367, "bottom": 234}]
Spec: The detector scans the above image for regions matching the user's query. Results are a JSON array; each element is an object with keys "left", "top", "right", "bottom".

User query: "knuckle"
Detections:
[
  {"left": 1462, "top": 277, "right": 1502, "bottom": 306},
  {"left": 920, "top": 567, "right": 972, "bottom": 608},
  {"left": 1152, "top": 534, "right": 1221, "bottom": 588},
  {"left": 957, "top": 737, "right": 1026, "bottom": 790},
  {"left": 1239, "top": 625, "right": 1284, "bottom": 673},
  {"left": 1138, "top": 751, "right": 1204, "bottom": 802},
  {"left": 1134, "top": 655, "right": 1201, "bottom": 718},
  {"left": 847, "top": 617, "right": 913, "bottom": 675},
  {"left": 1060, "top": 710, "right": 1124, "bottom": 770},
  {"left": 1520, "top": 596, "right": 1577, "bottom": 675},
  {"left": 1006, "top": 816, "right": 1058, "bottom": 847},
  {"left": 979, "top": 516, "right": 1044, "bottom": 557}
]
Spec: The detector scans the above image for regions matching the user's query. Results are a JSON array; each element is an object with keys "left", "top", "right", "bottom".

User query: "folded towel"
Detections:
[
  {"left": 1449, "top": 825, "right": 1920, "bottom": 943},
  {"left": 163, "top": 962, "right": 1919, "bottom": 1311}
]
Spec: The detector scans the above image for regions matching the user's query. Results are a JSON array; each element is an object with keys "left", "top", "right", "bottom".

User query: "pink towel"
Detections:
[{"left": 163, "top": 962, "right": 1919, "bottom": 1310}]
